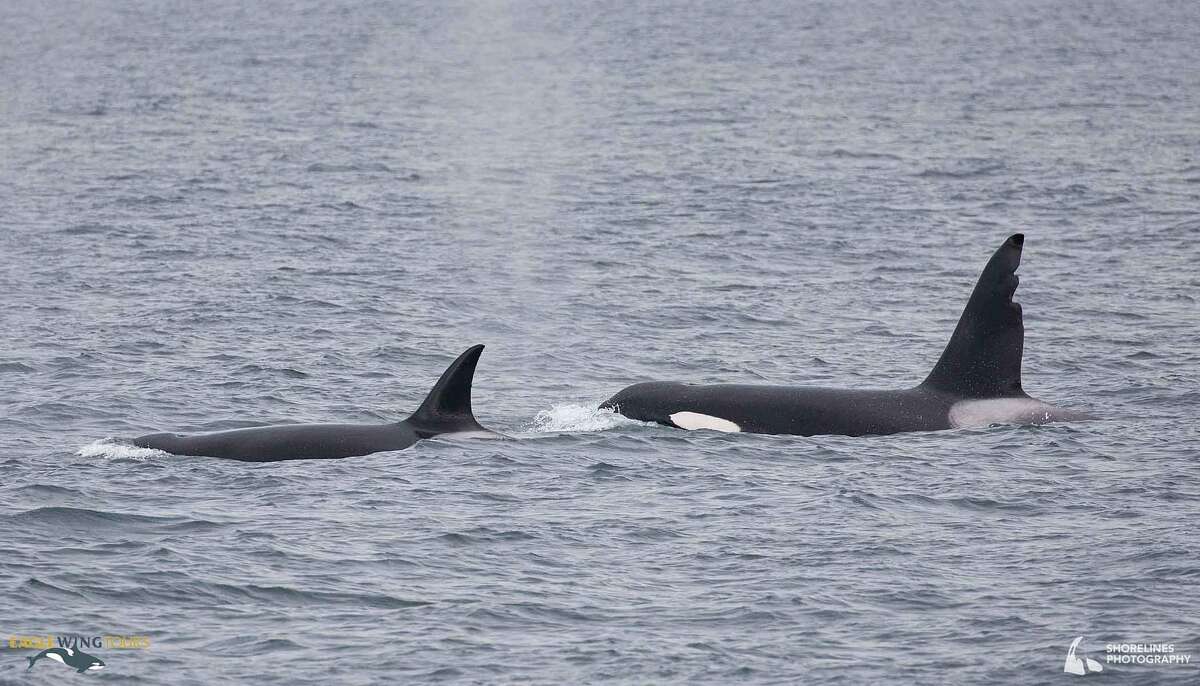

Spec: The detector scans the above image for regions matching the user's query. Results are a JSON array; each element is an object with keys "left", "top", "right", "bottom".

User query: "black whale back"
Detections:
[
  {"left": 920, "top": 234, "right": 1026, "bottom": 398},
  {"left": 131, "top": 344, "right": 493, "bottom": 460},
  {"left": 598, "top": 234, "right": 1085, "bottom": 438},
  {"left": 405, "top": 344, "right": 490, "bottom": 438}
]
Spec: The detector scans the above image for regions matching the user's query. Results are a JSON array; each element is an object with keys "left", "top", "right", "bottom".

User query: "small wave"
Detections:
[
  {"left": 527, "top": 403, "right": 649, "bottom": 433},
  {"left": 201, "top": 637, "right": 308, "bottom": 656},
  {"left": 588, "top": 461, "right": 625, "bottom": 473},
  {"left": 434, "top": 528, "right": 536, "bottom": 545},
  {"left": 76, "top": 438, "right": 164, "bottom": 461},
  {"left": 215, "top": 583, "right": 431, "bottom": 609},
  {"left": 60, "top": 222, "right": 116, "bottom": 235},
  {"left": 21, "top": 577, "right": 88, "bottom": 600},
  {"left": 1126, "top": 351, "right": 1159, "bottom": 359},
  {"left": 305, "top": 162, "right": 392, "bottom": 173},
  {"left": 827, "top": 148, "right": 902, "bottom": 161},
  {"left": 915, "top": 160, "right": 1005, "bottom": 179},
  {"left": 236, "top": 363, "right": 309, "bottom": 378},
  {"left": 10, "top": 483, "right": 84, "bottom": 497},
  {"left": 7, "top": 506, "right": 217, "bottom": 532}
]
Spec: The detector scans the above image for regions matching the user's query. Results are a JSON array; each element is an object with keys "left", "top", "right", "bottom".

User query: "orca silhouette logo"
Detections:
[
  {"left": 1064, "top": 636, "right": 1104, "bottom": 675},
  {"left": 26, "top": 646, "right": 106, "bottom": 673}
]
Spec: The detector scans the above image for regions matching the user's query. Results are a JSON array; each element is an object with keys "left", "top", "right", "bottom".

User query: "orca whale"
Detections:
[
  {"left": 133, "top": 345, "right": 498, "bottom": 461},
  {"left": 27, "top": 647, "right": 105, "bottom": 673},
  {"left": 601, "top": 235, "right": 1094, "bottom": 436}
]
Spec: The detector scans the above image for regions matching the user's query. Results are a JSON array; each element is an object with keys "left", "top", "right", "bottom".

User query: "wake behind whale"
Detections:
[{"left": 601, "top": 235, "right": 1095, "bottom": 437}]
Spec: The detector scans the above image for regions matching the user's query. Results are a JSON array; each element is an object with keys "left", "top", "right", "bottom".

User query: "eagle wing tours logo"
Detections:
[
  {"left": 6, "top": 633, "right": 150, "bottom": 674},
  {"left": 1063, "top": 635, "right": 1193, "bottom": 676}
]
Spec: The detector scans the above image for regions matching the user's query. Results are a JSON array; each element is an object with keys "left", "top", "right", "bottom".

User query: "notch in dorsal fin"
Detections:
[
  {"left": 406, "top": 344, "right": 489, "bottom": 438},
  {"left": 920, "top": 234, "right": 1026, "bottom": 398}
]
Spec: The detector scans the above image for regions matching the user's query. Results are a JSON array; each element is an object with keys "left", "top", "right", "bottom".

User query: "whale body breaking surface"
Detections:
[
  {"left": 131, "top": 345, "right": 499, "bottom": 461},
  {"left": 601, "top": 235, "right": 1095, "bottom": 437}
]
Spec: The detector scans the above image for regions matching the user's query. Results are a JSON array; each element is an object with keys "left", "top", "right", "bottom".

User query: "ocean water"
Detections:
[{"left": 2, "top": 0, "right": 1198, "bottom": 683}]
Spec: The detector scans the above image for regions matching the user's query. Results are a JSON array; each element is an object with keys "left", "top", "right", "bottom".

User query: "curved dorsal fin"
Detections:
[
  {"left": 406, "top": 345, "right": 488, "bottom": 438},
  {"left": 920, "top": 234, "right": 1026, "bottom": 398}
]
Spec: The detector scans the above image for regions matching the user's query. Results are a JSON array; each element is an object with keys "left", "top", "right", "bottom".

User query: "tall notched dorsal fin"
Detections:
[
  {"left": 920, "top": 234, "right": 1026, "bottom": 398},
  {"left": 406, "top": 344, "right": 489, "bottom": 437}
]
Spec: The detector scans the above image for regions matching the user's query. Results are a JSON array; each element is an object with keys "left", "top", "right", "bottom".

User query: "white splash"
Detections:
[
  {"left": 668, "top": 411, "right": 742, "bottom": 433},
  {"left": 76, "top": 438, "right": 164, "bottom": 461},
  {"left": 528, "top": 403, "right": 649, "bottom": 433}
]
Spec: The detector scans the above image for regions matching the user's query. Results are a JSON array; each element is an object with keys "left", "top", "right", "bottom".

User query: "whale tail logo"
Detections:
[
  {"left": 921, "top": 233, "right": 1026, "bottom": 399},
  {"left": 405, "top": 344, "right": 490, "bottom": 438},
  {"left": 1064, "top": 636, "right": 1104, "bottom": 675}
]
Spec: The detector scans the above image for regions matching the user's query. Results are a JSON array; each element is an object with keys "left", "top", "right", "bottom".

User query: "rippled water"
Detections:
[{"left": 2, "top": 1, "right": 1199, "bottom": 683}]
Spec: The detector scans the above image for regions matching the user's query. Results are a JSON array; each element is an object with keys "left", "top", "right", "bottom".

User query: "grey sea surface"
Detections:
[{"left": 2, "top": 1, "right": 1198, "bottom": 683}]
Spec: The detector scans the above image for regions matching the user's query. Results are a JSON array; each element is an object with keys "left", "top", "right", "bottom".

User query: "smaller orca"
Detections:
[
  {"left": 601, "top": 235, "right": 1095, "bottom": 437},
  {"left": 27, "top": 647, "right": 105, "bottom": 673},
  {"left": 132, "top": 345, "right": 499, "bottom": 461}
]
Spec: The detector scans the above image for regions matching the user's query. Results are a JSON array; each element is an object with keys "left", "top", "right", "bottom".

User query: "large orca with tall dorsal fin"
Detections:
[
  {"left": 601, "top": 235, "right": 1095, "bottom": 436},
  {"left": 132, "top": 345, "right": 500, "bottom": 461}
]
